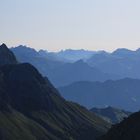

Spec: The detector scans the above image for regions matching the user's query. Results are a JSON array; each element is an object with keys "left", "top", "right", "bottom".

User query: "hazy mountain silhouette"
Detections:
[
  {"left": 91, "top": 106, "right": 131, "bottom": 124},
  {"left": 11, "top": 46, "right": 120, "bottom": 87},
  {"left": 100, "top": 111, "right": 140, "bottom": 140},
  {"left": 48, "top": 59, "right": 119, "bottom": 87},
  {"left": 55, "top": 49, "right": 96, "bottom": 62},
  {"left": 38, "top": 49, "right": 68, "bottom": 62},
  {"left": 58, "top": 78, "right": 140, "bottom": 111},
  {"left": 0, "top": 44, "right": 110, "bottom": 140}
]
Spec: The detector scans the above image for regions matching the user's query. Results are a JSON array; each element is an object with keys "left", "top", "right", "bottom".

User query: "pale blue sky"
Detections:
[{"left": 1, "top": 0, "right": 140, "bottom": 51}]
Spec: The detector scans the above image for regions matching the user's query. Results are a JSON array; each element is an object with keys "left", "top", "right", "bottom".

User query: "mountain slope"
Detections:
[
  {"left": 0, "top": 44, "right": 110, "bottom": 140},
  {"left": 58, "top": 79, "right": 140, "bottom": 111},
  {"left": 0, "top": 63, "right": 109, "bottom": 140},
  {"left": 90, "top": 107, "right": 131, "bottom": 124},
  {"left": 100, "top": 111, "right": 140, "bottom": 140}
]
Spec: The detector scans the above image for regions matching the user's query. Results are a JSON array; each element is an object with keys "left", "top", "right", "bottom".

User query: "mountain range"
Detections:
[
  {"left": 86, "top": 48, "right": 140, "bottom": 79},
  {"left": 11, "top": 46, "right": 120, "bottom": 87},
  {"left": 0, "top": 44, "right": 110, "bottom": 140},
  {"left": 11, "top": 46, "right": 140, "bottom": 87}
]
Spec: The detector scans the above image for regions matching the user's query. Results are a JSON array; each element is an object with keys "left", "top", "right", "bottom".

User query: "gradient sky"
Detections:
[{"left": 1, "top": 0, "right": 140, "bottom": 51}]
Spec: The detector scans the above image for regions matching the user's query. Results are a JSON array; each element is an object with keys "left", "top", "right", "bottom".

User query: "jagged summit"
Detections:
[{"left": 0, "top": 43, "right": 18, "bottom": 65}]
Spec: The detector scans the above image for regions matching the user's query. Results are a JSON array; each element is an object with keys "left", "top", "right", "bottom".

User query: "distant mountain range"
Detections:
[
  {"left": 0, "top": 44, "right": 110, "bottom": 140},
  {"left": 11, "top": 46, "right": 140, "bottom": 87},
  {"left": 11, "top": 46, "right": 120, "bottom": 87},
  {"left": 86, "top": 48, "right": 140, "bottom": 79},
  {"left": 58, "top": 79, "right": 140, "bottom": 111},
  {"left": 38, "top": 49, "right": 98, "bottom": 62},
  {"left": 52, "top": 49, "right": 96, "bottom": 62},
  {"left": 90, "top": 106, "right": 131, "bottom": 124}
]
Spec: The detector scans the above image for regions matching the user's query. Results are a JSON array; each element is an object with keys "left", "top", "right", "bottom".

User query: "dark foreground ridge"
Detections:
[
  {"left": 91, "top": 106, "right": 131, "bottom": 124},
  {"left": 100, "top": 111, "right": 140, "bottom": 140},
  {"left": 0, "top": 44, "right": 110, "bottom": 140}
]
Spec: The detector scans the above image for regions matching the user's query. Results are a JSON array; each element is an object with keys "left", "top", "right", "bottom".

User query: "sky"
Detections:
[{"left": 1, "top": 0, "right": 140, "bottom": 52}]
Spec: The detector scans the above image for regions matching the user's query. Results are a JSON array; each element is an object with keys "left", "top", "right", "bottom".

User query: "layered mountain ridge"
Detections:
[{"left": 11, "top": 46, "right": 120, "bottom": 87}]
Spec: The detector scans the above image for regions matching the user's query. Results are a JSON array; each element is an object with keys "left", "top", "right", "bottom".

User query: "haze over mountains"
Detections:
[
  {"left": 87, "top": 48, "right": 140, "bottom": 79},
  {"left": 11, "top": 46, "right": 140, "bottom": 86},
  {"left": 11, "top": 46, "right": 120, "bottom": 87}
]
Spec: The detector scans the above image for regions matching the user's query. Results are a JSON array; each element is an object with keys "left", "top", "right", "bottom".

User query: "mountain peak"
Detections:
[
  {"left": 112, "top": 48, "right": 133, "bottom": 56},
  {"left": 0, "top": 43, "right": 8, "bottom": 49},
  {"left": 0, "top": 44, "right": 18, "bottom": 66}
]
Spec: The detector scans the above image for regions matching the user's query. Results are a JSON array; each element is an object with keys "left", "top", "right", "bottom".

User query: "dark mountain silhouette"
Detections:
[
  {"left": 0, "top": 44, "right": 110, "bottom": 140},
  {"left": 91, "top": 106, "right": 131, "bottom": 124},
  {"left": 87, "top": 48, "right": 140, "bottom": 79},
  {"left": 58, "top": 78, "right": 140, "bottom": 111},
  {"left": 100, "top": 111, "right": 140, "bottom": 140},
  {"left": 0, "top": 43, "right": 18, "bottom": 65}
]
